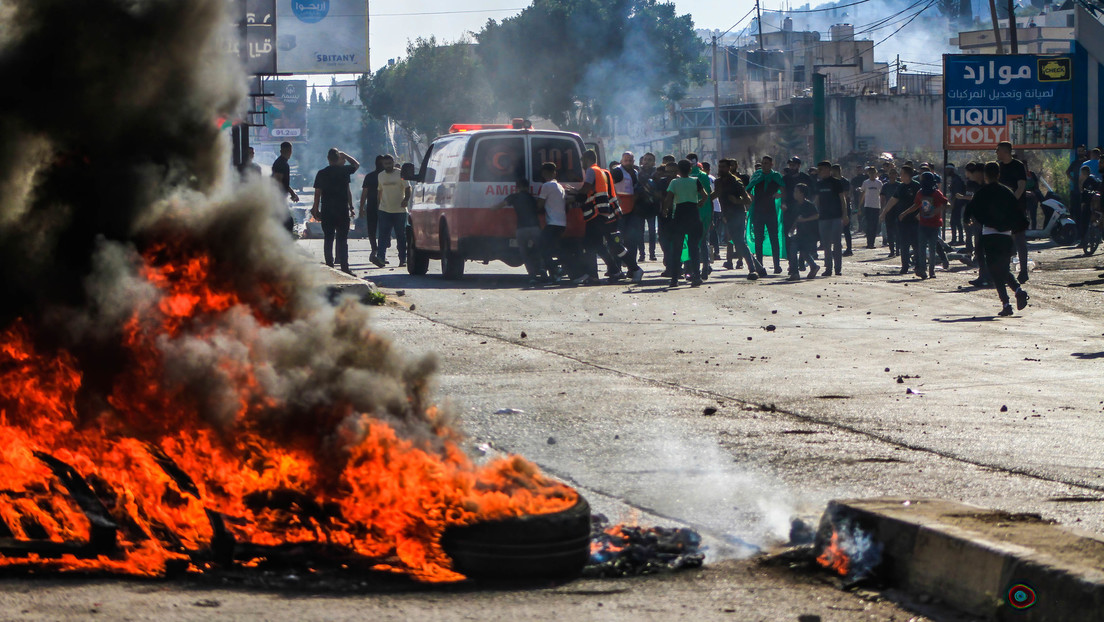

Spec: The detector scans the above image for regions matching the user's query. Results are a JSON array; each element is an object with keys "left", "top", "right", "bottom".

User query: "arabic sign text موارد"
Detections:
[{"left": 943, "top": 54, "right": 1073, "bottom": 151}]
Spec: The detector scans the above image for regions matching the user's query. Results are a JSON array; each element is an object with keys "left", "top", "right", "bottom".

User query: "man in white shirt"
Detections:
[
  {"left": 537, "top": 162, "right": 569, "bottom": 281},
  {"left": 859, "top": 166, "right": 884, "bottom": 249}
]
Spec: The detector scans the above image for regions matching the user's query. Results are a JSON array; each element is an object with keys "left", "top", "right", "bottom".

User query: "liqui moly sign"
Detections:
[
  {"left": 946, "top": 107, "right": 1007, "bottom": 147},
  {"left": 943, "top": 54, "right": 1073, "bottom": 151}
]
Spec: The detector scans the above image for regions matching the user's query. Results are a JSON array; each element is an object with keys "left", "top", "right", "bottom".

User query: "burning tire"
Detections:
[{"left": 442, "top": 496, "right": 591, "bottom": 580}]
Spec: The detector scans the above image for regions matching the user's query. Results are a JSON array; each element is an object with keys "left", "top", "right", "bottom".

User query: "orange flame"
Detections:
[
  {"left": 0, "top": 241, "right": 576, "bottom": 582},
  {"left": 816, "top": 531, "right": 851, "bottom": 576}
]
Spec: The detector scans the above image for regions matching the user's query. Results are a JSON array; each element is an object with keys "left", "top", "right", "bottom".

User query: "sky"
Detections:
[
  {"left": 303, "top": 0, "right": 951, "bottom": 90},
  {"left": 366, "top": 1, "right": 755, "bottom": 70},
  {"left": 304, "top": 0, "right": 755, "bottom": 89}
]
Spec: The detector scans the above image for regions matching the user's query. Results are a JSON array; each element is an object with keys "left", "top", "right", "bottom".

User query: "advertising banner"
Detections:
[
  {"left": 254, "top": 80, "right": 308, "bottom": 143},
  {"left": 944, "top": 54, "right": 1073, "bottom": 150},
  {"left": 223, "top": 0, "right": 277, "bottom": 75},
  {"left": 276, "top": 0, "right": 369, "bottom": 74}
]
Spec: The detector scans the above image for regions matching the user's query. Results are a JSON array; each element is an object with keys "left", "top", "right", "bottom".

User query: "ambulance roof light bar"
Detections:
[{"left": 448, "top": 118, "right": 532, "bottom": 133}]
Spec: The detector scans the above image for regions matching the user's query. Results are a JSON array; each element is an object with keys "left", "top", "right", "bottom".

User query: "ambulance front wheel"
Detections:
[
  {"left": 406, "top": 226, "right": 429, "bottom": 275},
  {"left": 439, "top": 221, "right": 465, "bottom": 280}
]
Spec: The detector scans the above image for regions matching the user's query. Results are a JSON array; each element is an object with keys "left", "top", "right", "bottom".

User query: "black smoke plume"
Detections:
[{"left": 0, "top": 0, "right": 442, "bottom": 454}]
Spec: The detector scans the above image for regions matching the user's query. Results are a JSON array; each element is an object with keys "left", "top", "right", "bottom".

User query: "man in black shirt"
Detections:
[
  {"left": 715, "top": 159, "right": 760, "bottom": 280},
  {"left": 964, "top": 162, "right": 1029, "bottom": 316},
  {"left": 1066, "top": 145, "right": 1090, "bottom": 225},
  {"left": 944, "top": 164, "right": 967, "bottom": 244},
  {"left": 494, "top": 178, "right": 546, "bottom": 283},
  {"left": 881, "top": 166, "right": 920, "bottom": 274},
  {"left": 832, "top": 164, "right": 854, "bottom": 256},
  {"left": 358, "top": 155, "right": 384, "bottom": 260},
  {"left": 880, "top": 167, "right": 900, "bottom": 254},
  {"left": 783, "top": 157, "right": 811, "bottom": 210},
  {"left": 311, "top": 148, "right": 360, "bottom": 273},
  {"left": 787, "top": 183, "right": 821, "bottom": 280},
  {"left": 635, "top": 152, "right": 661, "bottom": 261},
  {"left": 813, "top": 161, "right": 849, "bottom": 276},
  {"left": 271, "top": 142, "right": 299, "bottom": 235},
  {"left": 996, "top": 141, "right": 1029, "bottom": 283}
]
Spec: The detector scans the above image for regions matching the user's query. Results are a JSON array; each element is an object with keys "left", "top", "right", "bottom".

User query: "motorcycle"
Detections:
[{"left": 1026, "top": 177, "right": 1078, "bottom": 246}]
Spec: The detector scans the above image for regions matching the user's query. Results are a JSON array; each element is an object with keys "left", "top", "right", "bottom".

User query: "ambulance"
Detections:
[{"left": 406, "top": 119, "right": 594, "bottom": 279}]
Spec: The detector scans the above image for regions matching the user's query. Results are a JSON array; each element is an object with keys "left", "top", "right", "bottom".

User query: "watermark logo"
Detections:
[{"left": 1007, "top": 583, "right": 1037, "bottom": 610}]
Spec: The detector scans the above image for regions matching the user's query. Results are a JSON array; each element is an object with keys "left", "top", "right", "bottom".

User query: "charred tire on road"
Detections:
[
  {"left": 442, "top": 496, "right": 591, "bottom": 580},
  {"left": 406, "top": 226, "right": 429, "bottom": 275}
]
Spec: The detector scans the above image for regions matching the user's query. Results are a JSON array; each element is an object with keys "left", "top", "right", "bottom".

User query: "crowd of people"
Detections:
[
  {"left": 480, "top": 141, "right": 1038, "bottom": 315},
  {"left": 271, "top": 137, "right": 1093, "bottom": 317}
]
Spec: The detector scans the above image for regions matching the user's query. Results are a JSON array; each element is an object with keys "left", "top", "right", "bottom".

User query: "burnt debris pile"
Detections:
[{"left": 584, "top": 514, "right": 705, "bottom": 578}]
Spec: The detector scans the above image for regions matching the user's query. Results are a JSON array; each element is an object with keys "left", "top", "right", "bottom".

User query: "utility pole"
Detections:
[
  {"left": 756, "top": 0, "right": 764, "bottom": 51},
  {"left": 895, "top": 54, "right": 901, "bottom": 94},
  {"left": 1006, "top": 0, "right": 1018, "bottom": 53},
  {"left": 987, "top": 0, "right": 1005, "bottom": 54},
  {"left": 813, "top": 73, "right": 826, "bottom": 162},
  {"left": 756, "top": 0, "right": 767, "bottom": 103},
  {"left": 713, "top": 35, "right": 722, "bottom": 160}
]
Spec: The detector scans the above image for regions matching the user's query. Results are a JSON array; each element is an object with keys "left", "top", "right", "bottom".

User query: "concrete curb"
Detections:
[{"left": 816, "top": 497, "right": 1104, "bottom": 621}]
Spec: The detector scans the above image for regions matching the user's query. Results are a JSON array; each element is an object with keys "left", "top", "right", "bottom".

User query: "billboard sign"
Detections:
[
  {"left": 254, "top": 80, "right": 308, "bottom": 143},
  {"left": 223, "top": 0, "right": 277, "bottom": 75},
  {"left": 276, "top": 0, "right": 369, "bottom": 74},
  {"left": 944, "top": 54, "right": 1073, "bottom": 150}
]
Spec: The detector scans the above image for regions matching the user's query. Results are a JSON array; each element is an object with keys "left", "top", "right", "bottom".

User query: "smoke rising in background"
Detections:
[
  {"left": 757, "top": 0, "right": 958, "bottom": 70},
  {"left": 0, "top": 0, "right": 443, "bottom": 459}
]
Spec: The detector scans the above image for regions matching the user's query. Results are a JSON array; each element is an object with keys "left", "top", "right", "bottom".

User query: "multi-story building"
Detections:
[{"left": 951, "top": 1, "right": 1077, "bottom": 54}]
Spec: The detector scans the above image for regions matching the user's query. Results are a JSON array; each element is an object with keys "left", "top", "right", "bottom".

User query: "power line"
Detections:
[
  {"left": 834, "top": 0, "right": 938, "bottom": 66},
  {"left": 718, "top": 6, "right": 758, "bottom": 37},
  {"left": 371, "top": 8, "right": 525, "bottom": 17},
  {"left": 731, "top": 0, "right": 935, "bottom": 60},
  {"left": 761, "top": 0, "right": 877, "bottom": 13}
]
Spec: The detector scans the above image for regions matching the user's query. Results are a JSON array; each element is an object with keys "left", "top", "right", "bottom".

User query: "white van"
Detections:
[{"left": 406, "top": 120, "right": 593, "bottom": 279}]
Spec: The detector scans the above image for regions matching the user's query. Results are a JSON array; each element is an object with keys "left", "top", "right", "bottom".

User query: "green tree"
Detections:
[
  {"left": 360, "top": 37, "right": 494, "bottom": 142},
  {"left": 475, "top": 0, "right": 706, "bottom": 135}
]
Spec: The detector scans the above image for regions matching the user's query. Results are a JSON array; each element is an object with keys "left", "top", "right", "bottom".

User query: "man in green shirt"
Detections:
[{"left": 663, "top": 159, "right": 710, "bottom": 288}]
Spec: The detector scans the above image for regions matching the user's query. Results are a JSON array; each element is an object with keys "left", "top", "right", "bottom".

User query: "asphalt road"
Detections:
[
  {"left": 4, "top": 233, "right": 1101, "bottom": 621},
  {"left": 330, "top": 236, "right": 1104, "bottom": 539},
  {"left": 309, "top": 233, "right": 1104, "bottom": 619}
]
